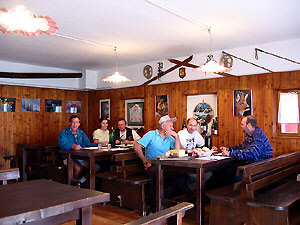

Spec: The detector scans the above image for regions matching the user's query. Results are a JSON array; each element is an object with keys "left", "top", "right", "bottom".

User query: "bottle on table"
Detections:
[
  {"left": 205, "top": 132, "right": 212, "bottom": 150},
  {"left": 109, "top": 127, "right": 115, "bottom": 147},
  {"left": 182, "top": 120, "right": 187, "bottom": 130},
  {"left": 214, "top": 117, "right": 218, "bottom": 135}
]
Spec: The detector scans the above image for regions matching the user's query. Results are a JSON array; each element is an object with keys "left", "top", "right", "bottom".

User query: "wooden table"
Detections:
[
  {"left": 150, "top": 156, "right": 235, "bottom": 225},
  {"left": 60, "top": 147, "right": 133, "bottom": 190},
  {"left": 0, "top": 179, "right": 110, "bottom": 225}
]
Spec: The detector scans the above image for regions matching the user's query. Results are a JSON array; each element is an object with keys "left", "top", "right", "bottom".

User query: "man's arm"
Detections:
[{"left": 134, "top": 142, "right": 151, "bottom": 169}]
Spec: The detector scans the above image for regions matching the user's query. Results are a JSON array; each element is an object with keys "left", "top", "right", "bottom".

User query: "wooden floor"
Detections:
[{"left": 62, "top": 202, "right": 208, "bottom": 225}]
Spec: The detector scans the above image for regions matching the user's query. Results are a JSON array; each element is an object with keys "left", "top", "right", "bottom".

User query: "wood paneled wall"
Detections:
[
  {"left": 0, "top": 85, "right": 88, "bottom": 168},
  {"left": 1, "top": 70, "right": 299, "bottom": 168},
  {"left": 88, "top": 70, "right": 300, "bottom": 157}
]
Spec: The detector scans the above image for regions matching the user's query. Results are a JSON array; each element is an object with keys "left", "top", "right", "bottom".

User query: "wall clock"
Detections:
[{"left": 143, "top": 65, "right": 153, "bottom": 79}]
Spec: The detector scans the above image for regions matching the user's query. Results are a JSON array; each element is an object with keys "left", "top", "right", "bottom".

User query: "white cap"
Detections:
[{"left": 158, "top": 115, "right": 177, "bottom": 125}]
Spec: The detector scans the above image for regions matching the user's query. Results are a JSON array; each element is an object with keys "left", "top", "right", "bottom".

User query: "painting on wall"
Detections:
[
  {"left": 66, "top": 101, "right": 81, "bottom": 113},
  {"left": 99, "top": 99, "right": 110, "bottom": 119},
  {"left": 21, "top": 98, "right": 40, "bottom": 112},
  {"left": 127, "top": 102, "right": 144, "bottom": 126},
  {"left": 45, "top": 99, "right": 62, "bottom": 112},
  {"left": 155, "top": 95, "right": 168, "bottom": 117},
  {"left": 233, "top": 89, "right": 252, "bottom": 117},
  {"left": 0, "top": 97, "right": 16, "bottom": 112}
]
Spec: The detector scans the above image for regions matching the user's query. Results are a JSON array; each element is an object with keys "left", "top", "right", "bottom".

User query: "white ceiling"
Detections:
[{"left": 0, "top": 0, "right": 300, "bottom": 71}]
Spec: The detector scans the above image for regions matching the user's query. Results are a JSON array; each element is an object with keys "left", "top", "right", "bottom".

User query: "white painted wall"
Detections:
[{"left": 1, "top": 38, "right": 300, "bottom": 90}]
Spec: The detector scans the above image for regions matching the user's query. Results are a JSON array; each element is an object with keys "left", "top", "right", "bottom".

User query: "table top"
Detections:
[
  {"left": 0, "top": 179, "right": 109, "bottom": 224},
  {"left": 60, "top": 147, "right": 133, "bottom": 157},
  {"left": 150, "top": 155, "right": 235, "bottom": 169}
]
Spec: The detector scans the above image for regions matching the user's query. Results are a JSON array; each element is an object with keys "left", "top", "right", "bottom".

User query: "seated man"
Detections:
[
  {"left": 178, "top": 118, "right": 211, "bottom": 190},
  {"left": 212, "top": 115, "right": 273, "bottom": 185},
  {"left": 59, "top": 115, "right": 99, "bottom": 183},
  {"left": 178, "top": 118, "right": 204, "bottom": 149},
  {"left": 134, "top": 115, "right": 189, "bottom": 210},
  {"left": 114, "top": 118, "right": 140, "bottom": 145}
]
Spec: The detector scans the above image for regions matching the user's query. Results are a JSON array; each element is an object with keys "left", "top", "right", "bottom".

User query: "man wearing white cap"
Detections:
[{"left": 134, "top": 115, "right": 188, "bottom": 212}]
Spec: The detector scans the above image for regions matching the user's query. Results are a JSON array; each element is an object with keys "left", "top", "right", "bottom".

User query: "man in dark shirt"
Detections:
[
  {"left": 212, "top": 116, "right": 273, "bottom": 185},
  {"left": 113, "top": 118, "right": 140, "bottom": 145},
  {"left": 214, "top": 115, "right": 273, "bottom": 163}
]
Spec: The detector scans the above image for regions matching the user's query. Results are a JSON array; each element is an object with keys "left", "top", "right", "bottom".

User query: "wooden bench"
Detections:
[
  {"left": 0, "top": 168, "right": 20, "bottom": 185},
  {"left": 96, "top": 152, "right": 149, "bottom": 216},
  {"left": 206, "top": 151, "right": 300, "bottom": 225},
  {"left": 125, "top": 202, "right": 194, "bottom": 225}
]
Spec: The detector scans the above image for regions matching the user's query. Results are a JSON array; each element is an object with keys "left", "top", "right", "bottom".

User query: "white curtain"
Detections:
[{"left": 278, "top": 92, "right": 299, "bottom": 124}]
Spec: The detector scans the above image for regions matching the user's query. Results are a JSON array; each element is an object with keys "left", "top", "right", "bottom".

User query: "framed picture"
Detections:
[
  {"left": 155, "top": 95, "right": 169, "bottom": 117},
  {"left": 233, "top": 89, "right": 253, "bottom": 117},
  {"left": 127, "top": 102, "right": 144, "bottom": 126},
  {"left": 66, "top": 101, "right": 81, "bottom": 113},
  {"left": 0, "top": 97, "right": 16, "bottom": 112},
  {"left": 99, "top": 99, "right": 110, "bottom": 119},
  {"left": 45, "top": 99, "right": 62, "bottom": 112},
  {"left": 21, "top": 98, "right": 40, "bottom": 112}
]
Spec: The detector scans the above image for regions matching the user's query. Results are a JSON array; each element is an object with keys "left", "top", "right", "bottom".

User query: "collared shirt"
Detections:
[
  {"left": 70, "top": 128, "right": 79, "bottom": 144},
  {"left": 137, "top": 129, "right": 175, "bottom": 159},
  {"left": 229, "top": 127, "right": 273, "bottom": 163}
]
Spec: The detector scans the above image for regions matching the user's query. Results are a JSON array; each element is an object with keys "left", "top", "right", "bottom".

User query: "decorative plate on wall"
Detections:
[{"left": 143, "top": 65, "right": 153, "bottom": 79}]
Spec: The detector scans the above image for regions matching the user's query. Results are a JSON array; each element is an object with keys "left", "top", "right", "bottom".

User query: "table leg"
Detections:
[
  {"left": 89, "top": 154, "right": 95, "bottom": 190},
  {"left": 196, "top": 168, "right": 205, "bottom": 225},
  {"left": 22, "top": 147, "right": 27, "bottom": 181},
  {"left": 77, "top": 206, "right": 92, "bottom": 225},
  {"left": 68, "top": 154, "right": 73, "bottom": 185},
  {"left": 156, "top": 164, "right": 163, "bottom": 212}
]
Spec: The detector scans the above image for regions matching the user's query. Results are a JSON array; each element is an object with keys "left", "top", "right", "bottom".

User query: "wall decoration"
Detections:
[
  {"left": 155, "top": 95, "right": 169, "bottom": 117},
  {"left": 233, "top": 89, "right": 252, "bottom": 117},
  {"left": 45, "top": 99, "right": 62, "bottom": 112},
  {"left": 99, "top": 99, "right": 110, "bottom": 119},
  {"left": 66, "top": 101, "right": 81, "bottom": 113},
  {"left": 127, "top": 102, "right": 144, "bottom": 126},
  {"left": 0, "top": 97, "right": 16, "bottom": 112},
  {"left": 187, "top": 94, "right": 217, "bottom": 134},
  {"left": 21, "top": 98, "right": 40, "bottom": 112}
]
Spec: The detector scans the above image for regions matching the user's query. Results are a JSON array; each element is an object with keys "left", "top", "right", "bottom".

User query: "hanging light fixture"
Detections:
[
  {"left": 102, "top": 47, "right": 131, "bottom": 83},
  {"left": 0, "top": 5, "right": 58, "bottom": 36},
  {"left": 193, "top": 29, "right": 231, "bottom": 73}
]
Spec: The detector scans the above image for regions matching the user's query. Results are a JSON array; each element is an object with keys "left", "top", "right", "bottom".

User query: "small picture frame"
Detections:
[
  {"left": 127, "top": 102, "right": 144, "bottom": 126},
  {"left": 99, "top": 99, "right": 110, "bottom": 119},
  {"left": 21, "top": 98, "right": 40, "bottom": 112},
  {"left": 155, "top": 95, "right": 169, "bottom": 117},
  {"left": 66, "top": 101, "right": 81, "bottom": 113},
  {"left": 45, "top": 99, "right": 62, "bottom": 112},
  {"left": 233, "top": 89, "right": 253, "bottom": 117}
]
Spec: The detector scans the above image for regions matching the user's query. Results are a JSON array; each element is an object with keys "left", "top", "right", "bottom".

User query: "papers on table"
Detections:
[
  {"left": 195, "top": 155, "right": 231, "bottom": 160},
  {"left": 157, "top": 156, "right": 192, "bottom": 161},
  {"left": 82, "top": 147, "right": 98, "bottom": 150}
]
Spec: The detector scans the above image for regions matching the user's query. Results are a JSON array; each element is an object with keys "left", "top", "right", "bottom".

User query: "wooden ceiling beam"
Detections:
[{"left": 0, "top": 72, "right": 83, "bottom": 79}]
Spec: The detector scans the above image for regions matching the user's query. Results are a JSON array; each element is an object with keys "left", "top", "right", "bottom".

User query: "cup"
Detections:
[
  {"left": 107, "top": 144, "right": 112, "bottom": 151},
  {"left": 98, "top": 143, "right": 102, "bottom": 150}
]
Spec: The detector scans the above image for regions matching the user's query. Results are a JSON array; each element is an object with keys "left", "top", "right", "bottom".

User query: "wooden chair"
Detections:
[
  {"left": 125, "top": 202, "right": 194, "bottom": 225},
  {"left": 0, "top": 168, "right": 20, "bottom": 185},
  {"left": 96, "top": 152, "right": 149, "bottom": 216}
]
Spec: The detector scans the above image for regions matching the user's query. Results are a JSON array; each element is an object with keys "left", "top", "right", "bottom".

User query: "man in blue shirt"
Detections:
[
  {"left": 134, "top": 115, "right": 188, "bottom": 211},
  {"left": 59, "top": 115, "right": 98, "bottom": 182}
]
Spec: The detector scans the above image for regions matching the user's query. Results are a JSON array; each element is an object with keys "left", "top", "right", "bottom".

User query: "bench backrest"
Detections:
[
  {"left": 238, "top": 151, "right": 300, "bottom": 199},
  {"left": 125, "top": 202, "right": 194, "bottom": 225},
  {"left": 112, "top": 152, "right": 144, "bottom": 179}
]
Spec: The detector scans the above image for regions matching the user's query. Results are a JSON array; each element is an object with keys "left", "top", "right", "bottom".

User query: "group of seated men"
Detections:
[{"left": 58, "top": 114, "right": 273, "bottom": 203}]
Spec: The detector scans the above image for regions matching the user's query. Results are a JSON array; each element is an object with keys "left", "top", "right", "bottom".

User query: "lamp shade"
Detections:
[
  {"left": 0, "top": 5, "right": 58, "bottom": 36},
  {"left": 193, "top": 55, "right": 232, "bottom": 73},
  {"left": 102, "top": 72, "right": 131, "bottom": 83}
]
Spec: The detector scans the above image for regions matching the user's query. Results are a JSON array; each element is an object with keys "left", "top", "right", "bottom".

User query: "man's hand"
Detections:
[
  {"left": 143, "top": 161, "right": 152, "bottom": 171},
  {"left": 115, "top": 140, "right": 120, "bottom": 145},
  {"left": 165, "top": 130, "right": 178, "bottom": 138},
  {"left": 72, "top": 144, "right": 82, "bottom": 151},
  {"left": 220, "top": 147, "right": 230, "bottom": 156},
  {"left": 211, "top": 146, "right": 218, "bottom": 151}
]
